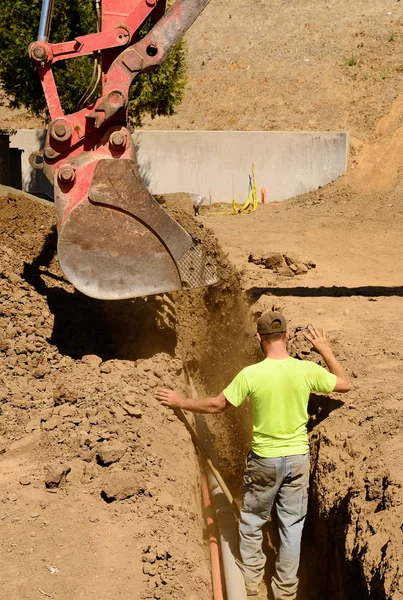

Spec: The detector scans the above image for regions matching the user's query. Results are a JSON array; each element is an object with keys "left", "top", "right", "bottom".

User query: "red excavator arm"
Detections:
[{"left": 29, "top": 0, "right": 217, "bottom": 300}]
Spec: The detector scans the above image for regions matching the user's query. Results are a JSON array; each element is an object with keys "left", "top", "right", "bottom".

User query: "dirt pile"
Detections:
[
  {"left": 0, "top": 187, "right": 217, "bottom": 600},
  {"left": 142, "top": 0, "right": 403, "bottom": 140},
  {"left": 248, "top": 250, "right": 316, "bottom": 277},
  {"left": 0, "top": 185, "right": 263, "bottom": 600}
]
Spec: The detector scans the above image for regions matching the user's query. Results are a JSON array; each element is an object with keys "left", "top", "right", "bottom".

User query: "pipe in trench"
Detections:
[
  {"left": 206, "top": 465, "right": 247, "bottom": 600},
  {"left": 183, "top": 374, "right": 247, "bottom": 599},
  {"left": 181, "top": 408, "right": 246, "bottom": 599},
  {"left": 174, "top": 407, "right": 239, "bottom": 517},
  {"left": 200, "top": 459, "right": 225, "bottom": 600}
]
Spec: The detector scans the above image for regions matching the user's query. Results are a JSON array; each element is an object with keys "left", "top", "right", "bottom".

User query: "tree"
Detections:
[{"left": 0, "top": 0, "right": 186, "bottom": 126}]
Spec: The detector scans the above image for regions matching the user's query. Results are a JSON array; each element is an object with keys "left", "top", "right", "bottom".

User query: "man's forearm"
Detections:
[
  {"left": 155, "top": 389, "right": 229, "bottom": 413},
  {"left": 320, "top": 347, "right": 350, "bottom": 381},
  {"left": 176, "top": 395, "right": 227, "bottom": 414},
  {"left": 303, "top": 326, "right": 351, "bottom": 393}
]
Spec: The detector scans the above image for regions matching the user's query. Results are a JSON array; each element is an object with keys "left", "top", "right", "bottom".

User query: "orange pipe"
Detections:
[{"left": 200, "top": 459, "right": 225, "bottom": 600}]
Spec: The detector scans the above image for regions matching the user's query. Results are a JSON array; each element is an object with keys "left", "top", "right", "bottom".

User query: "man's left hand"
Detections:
[{"left": 155, "top": 388, "right": 183, "bottom": 409}]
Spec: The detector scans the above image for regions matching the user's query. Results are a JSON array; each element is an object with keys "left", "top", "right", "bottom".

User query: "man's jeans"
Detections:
[{"left": 238, "top": 451, "right": 310, "bottom": 599}]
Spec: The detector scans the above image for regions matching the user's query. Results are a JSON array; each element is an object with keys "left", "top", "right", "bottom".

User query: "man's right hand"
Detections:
[{"left": 155, "top": 388, "right": 183, "bottom": 409}]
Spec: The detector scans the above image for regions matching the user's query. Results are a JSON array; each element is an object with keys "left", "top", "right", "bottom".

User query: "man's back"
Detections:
[{"left": 223, "top": 357, "right": 336, "bottom": 458}]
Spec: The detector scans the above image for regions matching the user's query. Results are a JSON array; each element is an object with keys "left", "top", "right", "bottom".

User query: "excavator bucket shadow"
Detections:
[{"left": 57, "top": 159, "right": 218, "bottom": 300}]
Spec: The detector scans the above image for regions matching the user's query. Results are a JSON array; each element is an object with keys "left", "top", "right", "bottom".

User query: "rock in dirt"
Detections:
[
  {"left": 123, "top": 404, "right": 143, "bottom": 418},
  {"left": 109, "top": 404, "right": 126, "bottom": 423},
  {"left": 8, "top": 432, "right": 42, "bottom": 454},
  {"left": 0, "top": 337, "right": 10, "bottom": 353},
  {"left": 142, "top": 562, "right": 157, "bottom": 576},
  {"left": 59, "top": 404, "right": 77, "bottom": 418},
  {"left": 25, "top": 417, "right": 41, "bottom": 433},
  {"left": 124, "top": 393, "right": 139, "bottom": 406},
  {"left": 53, "top": 378, "right": 79, "bottom": 405},
  {"left": 96, "top": 442, "right": 127, "bottom": 466},
  {"left": 101, "top": 472, "right": 143, "bottom": 502},
  {"left": 32, "top": 363, "right": 50, "bottom": 379},
  {"left": 143, "top": 551, "right": 157, "bottom": 564},
  {"left": 44, "top": 463, "right": 71, "bottom": 488},
  {"left": 100, "top": 361, "right": 113, "bottom": 374},
  {"left": 248, "top": 250, "right": 316, "bottom": 276},
  {"left": 82, "top": 354, "right": 102, "bottom": 368},
  {"left": 42, "top": 415, "right": 61, "bottom": 431},
  {"left": 19, "top": 476, "right": 32, "bottom": 486}
]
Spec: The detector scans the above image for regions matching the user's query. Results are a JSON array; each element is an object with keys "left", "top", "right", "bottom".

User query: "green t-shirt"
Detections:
[{"left": 223, "top": 357, "right": 336, "bottom": 458}]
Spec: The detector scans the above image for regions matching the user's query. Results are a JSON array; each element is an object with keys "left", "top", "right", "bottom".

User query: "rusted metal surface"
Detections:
[
  {"left": 58, "top": 158, "right": 218, "bottom": 299},
  {"left": 58, "top": 199, "right": 183, "bottom": 300},
  {"left": 88, "top": 159, "right": 192, "bottom": 261}
]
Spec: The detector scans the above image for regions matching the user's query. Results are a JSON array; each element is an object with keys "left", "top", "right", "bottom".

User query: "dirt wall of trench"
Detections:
[
  {"left": 0, "top": 187, "right": 215, "bottom": 600},
  {"left": 0, "top": 186, "right": 259, "bottom": 600}
]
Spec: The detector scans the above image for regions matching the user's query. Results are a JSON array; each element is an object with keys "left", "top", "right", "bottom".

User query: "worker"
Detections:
[{"left": 155, "top": 311, "right": 351, "bottom": 598}]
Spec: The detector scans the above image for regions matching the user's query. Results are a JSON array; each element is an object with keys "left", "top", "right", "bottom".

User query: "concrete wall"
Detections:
[
  {"left": 9, "top": 129, "right": 348, "bottom": 203},
  {"left": 9, "top": 130, "right": 53, "bottom": 199},
  {"left": 135, "top": 131, "right": 348, "bottom": 204}
]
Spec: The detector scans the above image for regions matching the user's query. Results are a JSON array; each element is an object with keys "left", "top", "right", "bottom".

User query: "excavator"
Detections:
[{"left": 28, "top": 0, "right": 218, "bottom": 300}]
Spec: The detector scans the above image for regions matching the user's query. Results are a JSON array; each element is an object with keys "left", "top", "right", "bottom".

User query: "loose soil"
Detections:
[
  {"left": 202, "top": 181, "right": 403, "bottom": 599},
  {"left": 1, "top": 143, "right": 403, "bottom": 598},
  {"left": 1, "top": 1, "right": 403, "bottom": 598},
  {"left": 0, "top": 185, "right": 257, "bottom": 600}
]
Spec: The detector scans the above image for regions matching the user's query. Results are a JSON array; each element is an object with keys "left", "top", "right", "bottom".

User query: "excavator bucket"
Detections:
[{"left": 56, "top": 159, "right": 218, "bottom": 300}]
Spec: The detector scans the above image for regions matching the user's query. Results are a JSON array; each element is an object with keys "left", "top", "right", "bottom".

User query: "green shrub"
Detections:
[{"left": 0, "top": 0, "right": 186, "bottom": 125}]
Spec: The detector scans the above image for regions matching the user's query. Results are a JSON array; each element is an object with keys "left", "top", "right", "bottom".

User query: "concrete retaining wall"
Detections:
[
  {"left": 9, "top": 129, "right": 348, "bottom": 203},
  {"left": 135, "top": 131, "right": 348, "bottom": 203},
  {"left": 9, "top": 130, "right": 53, "bottom": 199}
]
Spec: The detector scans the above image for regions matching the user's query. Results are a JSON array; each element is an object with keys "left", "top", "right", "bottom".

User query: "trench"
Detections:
[
  {"left": 175, "top": 284, "right": 373, "bottom": 600},
  {"left": 96, "top": 213, "right": 373, "bottom": 599},
  {"left": 1, "top": 189, "right": 380, "bottom": 599},
  {"left": 127, "top": 196, "right": 374, "bottom": 600}
]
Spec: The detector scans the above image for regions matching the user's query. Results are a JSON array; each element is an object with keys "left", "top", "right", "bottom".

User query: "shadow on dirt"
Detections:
[
  {"left": 259, "top": 393, "right": 345, "bottom": 600},
  {"left": 300, "top": 481, "right": 370, "bottom": 600},
  {"left": 248, "top": 285, "right": 403, "bottom": 299},
  {"left": 22, "top": 227, "right": 177, "bottom": 360},
  {"left": 308, "top": 393, "right": 344, "bottom": 433}
]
